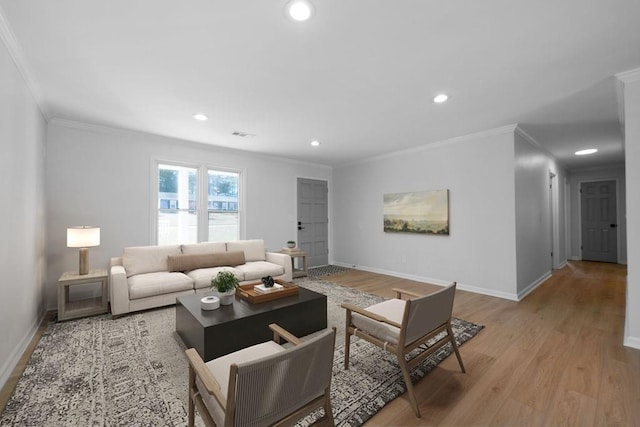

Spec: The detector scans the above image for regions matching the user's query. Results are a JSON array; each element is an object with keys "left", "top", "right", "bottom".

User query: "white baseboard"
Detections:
[
  {"left": 517, "top": 271, "right": 552, "bottom": 301},
  {"left": 456, "top": 283, "right": 519, "bottom": 301},
  {"left": 0, "top": 310, "right": 48, "bottom": 390},
  {"left": 333, "top": 262, "right": 519, "bottom": 301},
  {"left": 624, "top": 335, "right": 640, "bottom": 350}
]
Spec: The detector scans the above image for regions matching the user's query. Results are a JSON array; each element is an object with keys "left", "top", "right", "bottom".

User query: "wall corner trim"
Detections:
[{"left": 0, "top": 5, "right": 49, "bottom": 120}]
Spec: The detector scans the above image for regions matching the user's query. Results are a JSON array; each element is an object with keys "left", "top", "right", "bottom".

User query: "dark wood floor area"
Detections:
[{"left": 325, "top": 261, "right": 639, "bottom": 426}]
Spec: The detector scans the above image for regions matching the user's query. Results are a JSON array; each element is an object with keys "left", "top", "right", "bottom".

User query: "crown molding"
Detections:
[
  {"left": 616, "top": 67, "right": 640, "bottom": 83},
  {"left": 514, "top": 125, "right": 553, "bottom": 157},
  {"left": 514, "top": 125, "right": 537, "bottom": 146},
  {"left": 514, "top": 125, "right": 567, "bottom": 171},
  {"left": 49, "top": 118, "right": 332, "bottom": 170},
  {"left": 0, "top": 5, "right": 49, "bottom": 120},
  {"left": 335, "top": 124, "right": 519, "bottom": 169}
]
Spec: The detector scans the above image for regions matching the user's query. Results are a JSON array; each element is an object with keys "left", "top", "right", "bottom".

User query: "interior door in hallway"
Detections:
[
  {"left": 581, "top": 180, "right": 618, "bottom": 263},
  {"left": 297, "top": 178, "right": 328, "bottom": 267}
]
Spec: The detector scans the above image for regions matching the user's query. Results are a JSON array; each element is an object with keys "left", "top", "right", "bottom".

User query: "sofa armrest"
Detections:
[
  {"left": 265, "top": 252, "right": 293, "bottom": 282},
  {"left": 110, "top": 265, "right": 130, "bottom": 316}
]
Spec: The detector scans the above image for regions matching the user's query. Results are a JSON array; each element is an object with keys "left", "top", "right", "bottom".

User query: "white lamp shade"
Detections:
[{"left": 67, "top": 226, "right": 100, "bottom": 248}]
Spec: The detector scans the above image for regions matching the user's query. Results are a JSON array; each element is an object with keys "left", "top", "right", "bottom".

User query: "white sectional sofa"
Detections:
[{"left": 109, "top": 239, "right": 292, "bottom": 316}]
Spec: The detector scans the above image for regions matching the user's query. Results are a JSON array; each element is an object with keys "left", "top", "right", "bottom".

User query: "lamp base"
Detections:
[{"left": 79, "top": 247, "right": 89, "bottom": 275}]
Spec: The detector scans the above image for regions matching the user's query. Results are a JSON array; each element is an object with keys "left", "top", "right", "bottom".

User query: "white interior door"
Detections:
[{"left": 297, "top": 178, "right": 328, "bottom": 267}]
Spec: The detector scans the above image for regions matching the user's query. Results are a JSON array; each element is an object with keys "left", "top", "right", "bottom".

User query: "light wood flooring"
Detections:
[
  {"left": 1, "top": 261, "right": 638, "bottom": 426},
  {"left": 325, "top": 261, "right": 640, "bottom": 426}
]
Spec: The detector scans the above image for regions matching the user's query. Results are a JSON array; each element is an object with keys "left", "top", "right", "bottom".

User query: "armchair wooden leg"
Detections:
[
  {"left": 448, "top": 324, "right": 466, "bottom": 373},
  {"left": 344, "top": 310, "right": 353, "bottom": 370},
  {"left": 323, "top": 387, "right": 335, "bottom": 427},
  {"left": 398, "top": 356, "right": 421, "bottom": 418},
  {"left": 188, "top": 367, "right": 196, "bottom": 427},
  {"left": 344, "top": 330, "right": 351, "bottom": 369}
]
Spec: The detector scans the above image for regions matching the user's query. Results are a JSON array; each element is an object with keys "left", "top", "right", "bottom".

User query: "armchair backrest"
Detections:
[
  {"left": 230, "top": 328, "right": 336, "bottom": 426},
  {"left": 403, "top": 282, "right": 456, "bottom": 345}
]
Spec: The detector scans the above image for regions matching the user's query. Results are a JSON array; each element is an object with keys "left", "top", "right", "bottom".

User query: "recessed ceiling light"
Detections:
[
  {"left": 310, "top": 140, "right": 320, "bottom": 147},
  {"left": 286, "top": 0, "right": 314, "bottom": 22},
  {"left": 575, "top": 148, "right": 598, "bottom": 156},
  {"left": 193, "top": 113, "right": 208, "bottom": 121},
  {"left": 433, "top": 94, "right": 449, "bottom": 103}
]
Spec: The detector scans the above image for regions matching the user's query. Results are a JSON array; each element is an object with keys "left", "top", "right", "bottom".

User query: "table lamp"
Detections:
[{"left": 67, "top": 226, "right": 100, "bottom": 275}]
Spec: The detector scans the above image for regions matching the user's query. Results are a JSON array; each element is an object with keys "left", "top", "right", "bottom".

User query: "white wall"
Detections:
[
  {"left": 332, "top": 126, "right": 520, "bottom": 300},
  {"left": 45, "top": 120, "right": 331, "bottom": 310},
  {"left": 0, "top": 32, "right": 47, "bottom": 387},
  {"left": 514, "top": 130, "right": 568, "bottom": 298},
  {"left": 620, "top": 69, "right": 640, "bottom": 349},
  {"left": 568, "top": 165, "right": 627, "bottom": 263}
]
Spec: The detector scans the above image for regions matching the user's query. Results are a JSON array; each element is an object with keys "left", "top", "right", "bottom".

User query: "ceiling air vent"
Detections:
[{"left": 232, "top": 130, "right": 255, "bottom": 138}]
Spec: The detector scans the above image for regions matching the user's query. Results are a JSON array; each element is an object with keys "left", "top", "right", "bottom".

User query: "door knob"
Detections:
[{"left": 610, "top": 224, "right": 617, "bottom": 228}]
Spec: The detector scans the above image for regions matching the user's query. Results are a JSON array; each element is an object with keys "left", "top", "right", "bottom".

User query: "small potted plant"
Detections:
[
  {"left": 210, "top": 271, "right": 239, "bottom": 305},
  {"left": 286, "top": 240, "right": 296, "bottom": 249}
]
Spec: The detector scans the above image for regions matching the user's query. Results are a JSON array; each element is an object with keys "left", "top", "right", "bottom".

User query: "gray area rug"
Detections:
[{"left": 0, "top": 278, "right": 482, "bottom": 426}]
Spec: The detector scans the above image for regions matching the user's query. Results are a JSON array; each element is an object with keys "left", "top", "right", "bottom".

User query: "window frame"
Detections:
[{"left": 151, "top": 159, "right": 245, "bottom": 245}]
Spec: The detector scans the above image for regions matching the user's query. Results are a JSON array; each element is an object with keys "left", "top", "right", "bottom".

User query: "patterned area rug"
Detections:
[
  {"left": 307, "top": 264, "right": 353, "bottom": 279},
  {"left": 0, "top": 279, "right": 482, "bottom": 426}
]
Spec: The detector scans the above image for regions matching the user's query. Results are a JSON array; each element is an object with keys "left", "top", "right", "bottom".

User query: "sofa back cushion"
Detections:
[
  {"left": 181, "top": 242, "right": 226, "bottom": 255},
  {"left": 122, "top": 245, "right": 182, "bottom": 277},
  {"left": 167, "top": 251, "right": 246, "bottom": 272},
  {"left": 226, "top": 239, "right": 266, "bottom": 262}
]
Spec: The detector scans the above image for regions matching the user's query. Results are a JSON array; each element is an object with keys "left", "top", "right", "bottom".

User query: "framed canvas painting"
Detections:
[{"left": 383, "top": 189, "right": 449, "bottom": 235}]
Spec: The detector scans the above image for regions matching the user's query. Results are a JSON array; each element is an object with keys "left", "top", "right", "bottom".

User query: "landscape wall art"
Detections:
[{"left": 383, "top": 189, "right": 449, "bottom": 235}]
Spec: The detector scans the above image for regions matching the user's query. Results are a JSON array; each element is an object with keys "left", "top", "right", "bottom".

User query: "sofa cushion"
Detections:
[
  {"left": 226, "top": 239, "right": 265, "bottom": 262},
  {"left": 122, "top": 245, "right": 182, "bottom": 277},
  {"left": 187, "top": 267, "right": 244, "bottom": 289},
  {"left": 181, "top": 242, "right": 226, "bottom": 255},
  {"left": 127, "top": 271, "right": 194, "bottom": 300},
  {"left": 234, "top": 261, "right": 285, "bottom": 281},
  {"left": 167, "top": 251, "right": 246, "bottom": 272}
]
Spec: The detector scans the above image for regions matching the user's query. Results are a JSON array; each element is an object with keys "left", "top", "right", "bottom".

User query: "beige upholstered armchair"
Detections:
[
  {"left": 185, "top": 323, "right": 336, "bottom": 427},
  {"left": 341, "top": 282, "right": 465, "bottom": 418}
]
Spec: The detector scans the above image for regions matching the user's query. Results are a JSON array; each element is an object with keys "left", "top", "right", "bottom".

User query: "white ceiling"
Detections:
[{"left": 2, "top": 0, "right": 639, "bottom": 169}]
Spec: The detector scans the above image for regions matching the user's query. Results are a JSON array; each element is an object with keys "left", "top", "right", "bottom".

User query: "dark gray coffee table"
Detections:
[{"left": 176, "top": 287, "right": 327, "bottom": 362}]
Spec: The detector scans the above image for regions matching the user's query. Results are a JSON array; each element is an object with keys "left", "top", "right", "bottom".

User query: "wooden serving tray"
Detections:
[{"left": 236, "top": 279, "right": 299, "bottom": 304}]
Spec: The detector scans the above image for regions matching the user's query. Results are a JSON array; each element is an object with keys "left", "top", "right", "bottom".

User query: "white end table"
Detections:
[{"left": 58, "top": 269, "right": 108, "bottom": 321}]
